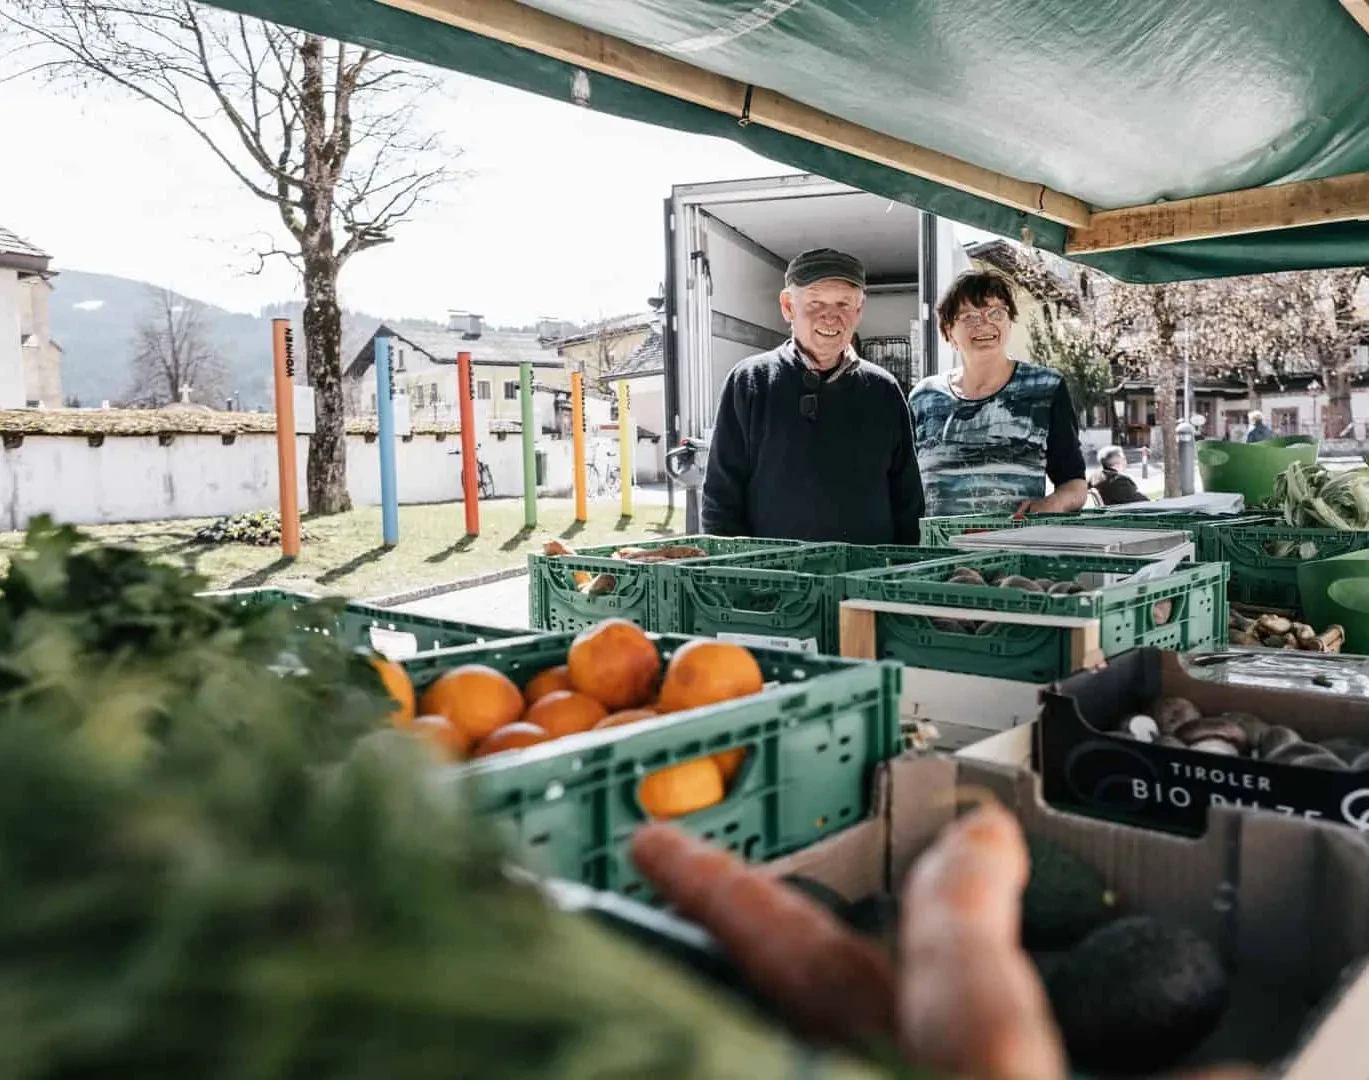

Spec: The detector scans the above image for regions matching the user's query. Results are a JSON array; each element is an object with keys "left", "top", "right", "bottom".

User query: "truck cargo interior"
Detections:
[{"left": 667, "top": 176, "right": 965, "bottom": 451}]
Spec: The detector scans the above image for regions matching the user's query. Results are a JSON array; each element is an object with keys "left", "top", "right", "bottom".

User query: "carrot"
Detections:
[
  {"left": 630, "top": 823, "right": 897, "bottom": 1046},
  {"left": 900, "top": 804, "right": 1065, "bottom": 1080}
]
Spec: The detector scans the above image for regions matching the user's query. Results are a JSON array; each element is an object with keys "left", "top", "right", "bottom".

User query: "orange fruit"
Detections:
[
  {"left": 594, "top": 707, "right": 659, "bottom": 731},
  {"left": 523, "top": 690, "right": 608, "bottom": 738},
  {"left": 524, "top": 664, "right": 573, "bottom": 707},
  {"left": 714, "top": 747, "right": 749, "bottom": 786},
  {"left": 473, "top": 722, "right": 552, "bottom": 759},
  {"left": 637, "top": 757, "right": 725, "bottom": 819},
  {"left": 658, "top": 639, "right": 764, "bottom": 714},
  {"left": 369, "top": 655, "right": 416, "bottom": 726},
  {"left": 567, "top": 618, "right": 661, "bottom": 711},
  {"left": 411, "top": 713, "right": 472, "bottom": 760},
  {"left": 418, "top": 664, "right": 524, "bottom": 742}
]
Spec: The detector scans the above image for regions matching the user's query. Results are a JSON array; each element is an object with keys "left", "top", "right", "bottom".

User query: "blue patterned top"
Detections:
[{"left": 909, "top": 361, "right": 1084, "bottom": 517}]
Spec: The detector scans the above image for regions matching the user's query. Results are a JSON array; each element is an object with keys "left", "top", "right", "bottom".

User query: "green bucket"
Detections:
[
  {"left": 1297, "top": 549, "right": 1369, "bottom": 654},
  {"left": 1197, "top": 436, "right": 1319, "bottom": 504}
]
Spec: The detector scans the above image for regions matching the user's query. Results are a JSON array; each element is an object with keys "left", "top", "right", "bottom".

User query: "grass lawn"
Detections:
[{"left": 0, "top": 498, "right": 681, "bottom": 600}]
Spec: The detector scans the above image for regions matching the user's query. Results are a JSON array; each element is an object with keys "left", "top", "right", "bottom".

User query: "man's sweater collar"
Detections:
[{"left": 784, "top": 337, "right": 860, "bottom": 381}]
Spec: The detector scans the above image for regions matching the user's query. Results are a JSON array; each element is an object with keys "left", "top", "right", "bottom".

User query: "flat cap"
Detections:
[{"left": 785, "top": 247, "right": 866, "bottom": 289}]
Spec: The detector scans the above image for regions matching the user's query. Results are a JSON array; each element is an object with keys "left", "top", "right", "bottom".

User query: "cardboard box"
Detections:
[
  {"left": 766, "top": 750, "right": 1369, "bottom": 1078},
  {"left": 1038, "top": 648, "right": 1369, "bottom": 835}
]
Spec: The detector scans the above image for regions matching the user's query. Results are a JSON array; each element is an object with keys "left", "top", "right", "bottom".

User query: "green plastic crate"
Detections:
[
  {"left": 526, "top": 534, "right": 803, "bottom": 633},
  {"left": 402, "top": 631, "right": 903, "bottom": 897},
  {"left": 1199, "top": 522, "right": 1369, "bottom": 611},
  {"left": 844, "top": 552, "right": 1229, "bottom": 683},
  {"left": 920, "top": 509, "right": 1275, "bottom": 559},
  {"left": 657, "top": 542, "right": 961, "bottom": 654},
  {"left": 203, "top": 587, "right": 528, "bottom": 655}
]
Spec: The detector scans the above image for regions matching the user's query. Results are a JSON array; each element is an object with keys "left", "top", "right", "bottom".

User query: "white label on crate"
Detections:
[
  {"left": 369, "top": 626, "right": 419, "bottom": 660},
  {"left": 718, "top": 631, "right": 819, "bottom": 655},
  {"left": 1121, "top": 550, "right": 1188, "bottom": 585}
]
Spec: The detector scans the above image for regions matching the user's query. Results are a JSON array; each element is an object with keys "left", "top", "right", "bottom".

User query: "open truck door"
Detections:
[{"left": 664, "top": 174, "right": 957, "bottom": 532}]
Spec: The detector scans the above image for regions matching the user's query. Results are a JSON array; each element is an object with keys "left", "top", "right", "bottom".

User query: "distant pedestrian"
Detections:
[
  {"left": 1246, "top": 410, "right": 1273, "bottom": 443},
  {"left": 1089, "top": 445, "right": 1148, "bottom": 505}
]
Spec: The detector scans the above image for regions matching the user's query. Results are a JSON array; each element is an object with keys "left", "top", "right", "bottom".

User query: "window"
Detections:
[
  {"left": 394, "top": 347, "right": 406, "bottom": 372},
  {"left": 1272, "top": 407, "right": 1299, "bottom": 435},
  {"left": 370, "top": 393, "right": 377, "bottom": 412},
  {"left": 414, "top": 385, "right": 425, "bottom": 408},
  {"left": 477, "top": 380, "right": 492, "bottom": 401},
  {"left": 430, "top": 382, "right": 439, "bottom": 406},
  {"left": 503, "top": 380, "right": 519, "bottom": 401}
]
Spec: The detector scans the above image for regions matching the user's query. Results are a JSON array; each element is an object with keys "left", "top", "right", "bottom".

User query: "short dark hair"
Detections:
[{"left": 936, "top": 270, "right": 1018, "bottom": 340}]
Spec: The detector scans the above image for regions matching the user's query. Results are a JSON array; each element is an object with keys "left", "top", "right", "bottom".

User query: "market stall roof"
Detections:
[{"left": 211, "top": 0, "right": 1369, "bottom": 283}]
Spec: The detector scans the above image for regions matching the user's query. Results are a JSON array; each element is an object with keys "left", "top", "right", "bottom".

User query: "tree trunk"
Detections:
[
  {"left": 1325, "top": 366, "right": 1353, "bottom": 440},
  {"left": 302, "top": 251, "right": 351, "bottom": 515},
  {"left": 1155, "top": 361, "right": 1181, "bottom": 497}
]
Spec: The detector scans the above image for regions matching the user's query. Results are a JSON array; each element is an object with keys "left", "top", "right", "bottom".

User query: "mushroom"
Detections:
[
  {"left": 1255, "top": 725, "right": 1303, "bottom": 760},
  {"left": 1173, "top": 717, "right": 1250, "bottom": 753},
  {"left": 1048, "top": 580, "right": 1087, "bottom": 595},
  {"left": 1189, "top": 737, "right": 1241, "bottom": 757},
  {"left": 999, "top": 575, "right": 1044, "bottom": 592},
  {"left": 1265, "top": 743, "right": 1347, "bottom": 770},
  {"left": 1120, "top": 715, "right": 1160, "bottom": 743},
  {"left": 1156, "top": 735, "right": 1186, "bottom": 749},
  {"left": 1156, "top": 697, "right": 1203, "bottom": 735},
  {"left": 1151, "top": 599, "right": 1174, "bottom": 626},
  {"left": 948, "top": 567, "right": 987, "bottom": 587}
]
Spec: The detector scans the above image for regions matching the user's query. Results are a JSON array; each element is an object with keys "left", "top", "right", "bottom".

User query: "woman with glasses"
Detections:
[{"left": 909, "top": 270, "right": 1088, "bottom": 518}]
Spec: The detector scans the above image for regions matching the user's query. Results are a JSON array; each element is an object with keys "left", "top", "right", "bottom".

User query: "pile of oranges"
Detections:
[{"left": 367, "top": 618, "right": 766, "bottom": 819}]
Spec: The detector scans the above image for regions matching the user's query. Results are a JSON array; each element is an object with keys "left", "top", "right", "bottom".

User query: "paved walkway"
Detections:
[{"left": 394, "top": 571, "right": 534, "bottom": 629}]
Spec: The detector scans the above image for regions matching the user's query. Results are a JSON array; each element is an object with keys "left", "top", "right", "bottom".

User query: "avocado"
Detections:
[
  {"left": 839, "top": 891, "right": 901, "bottom": 957},
  {"left": 1046, "top": 915, "right": 1228, "bottom": 1076},
  {"left": 1022, "top": 836, "right": 1118, "bottom": 950},
  {"left": 779, "top": 874, "right": 849, "bottom": 916}
]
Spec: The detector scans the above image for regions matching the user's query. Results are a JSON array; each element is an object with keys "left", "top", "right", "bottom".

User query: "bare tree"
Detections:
[
  {"left": 125, "top": 286, "right": 229, "bottom": 406},
  {"left": 4, "top": 1, "right": 462, "bottom": 513}
]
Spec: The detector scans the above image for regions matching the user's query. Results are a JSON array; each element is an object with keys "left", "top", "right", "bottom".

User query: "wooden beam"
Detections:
[
  {"left": 1340, "top": 0, "right": 1369, "bottom": 36},
  {"left": 376, "top": 0, "right": 1093, "bottom": 228},
  {"left": 1066, "top": 170, "right": 1369, "bottom": 255}
]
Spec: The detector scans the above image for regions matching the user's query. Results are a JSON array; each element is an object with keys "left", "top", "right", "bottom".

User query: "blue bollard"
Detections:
[{"left": 374, "top": 335, "right": 400, "bottom": 546}]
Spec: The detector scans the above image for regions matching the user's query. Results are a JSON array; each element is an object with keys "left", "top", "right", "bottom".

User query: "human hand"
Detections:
[{"left": 631, "top": 806, "right": 1259, "bottom": 1080}]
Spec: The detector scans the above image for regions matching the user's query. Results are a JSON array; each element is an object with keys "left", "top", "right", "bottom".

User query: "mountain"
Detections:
[
  {"left": 49, "top": 270, "right": 275, "bottom": 409},
  {"left": 47, "top": 271, "right": 593, "bottom": 411}
]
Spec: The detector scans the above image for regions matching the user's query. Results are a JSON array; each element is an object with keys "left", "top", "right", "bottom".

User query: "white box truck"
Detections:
[{"left": 661, "top": 172, "right": 970, "bottom": 531}]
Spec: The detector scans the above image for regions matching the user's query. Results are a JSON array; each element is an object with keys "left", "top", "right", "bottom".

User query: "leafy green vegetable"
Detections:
[
  {"left": 0, "top": 517, "right": 902, "bottom": 1079},
  {"left": 1267, "top": 462, "right": 1369, "bottom": 532}
]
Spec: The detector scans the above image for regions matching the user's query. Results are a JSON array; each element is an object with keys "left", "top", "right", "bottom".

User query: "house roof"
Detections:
[
  {"left": 347, "top": 323, "right": 561, "bottom": 378},
  {"left": 0, "top": 226, "right": 52, "bottom": 276},
  {"left": 551, "top": 312, "right": 658, "bottom": 349},
  {"left": 607, "top": 327, "right": 664, "bottom": 381}
]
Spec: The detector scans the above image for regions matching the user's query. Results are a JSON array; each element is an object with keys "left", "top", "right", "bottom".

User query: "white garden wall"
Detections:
[{"left": 0, "top": 430, "right": 659, "bottom": 530}]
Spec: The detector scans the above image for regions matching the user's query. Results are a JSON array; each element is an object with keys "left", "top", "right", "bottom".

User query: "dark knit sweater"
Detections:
[{"left": 701, "top": 342, "right": 925, "bottom": 544}]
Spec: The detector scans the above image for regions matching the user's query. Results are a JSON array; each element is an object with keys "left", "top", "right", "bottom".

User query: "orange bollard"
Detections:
[
  {"left": 271, "top": 319, "right": 301, "bottom": 558},
  {"left": 457, "top": 351, "right": 479, "bottom": 536},
  {"left": 572, "top": 370, "right": 587, "bottom": 523}
]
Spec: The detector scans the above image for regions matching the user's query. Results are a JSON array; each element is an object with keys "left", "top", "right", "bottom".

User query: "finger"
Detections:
[
  {"left": 631, "top": 823, "right": 898, "bottom": 1045},
  {"left": 901, "top": 805, "right": 1066, "bottom": 1080}
]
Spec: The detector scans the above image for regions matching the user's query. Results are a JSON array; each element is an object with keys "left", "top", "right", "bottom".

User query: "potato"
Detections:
[{"left": 1156, "top": 697, "right": 1202, "bottom": 735}]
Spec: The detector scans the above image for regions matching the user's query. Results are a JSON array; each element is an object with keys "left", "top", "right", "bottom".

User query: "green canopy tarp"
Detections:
[{"left": 210, "top": 0, "right": 1369, "bottom": 282}]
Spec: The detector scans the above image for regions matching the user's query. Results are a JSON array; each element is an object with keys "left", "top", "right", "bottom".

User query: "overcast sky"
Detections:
[{"left": 3, "top": 44, "right": 992, "bottom": 326}]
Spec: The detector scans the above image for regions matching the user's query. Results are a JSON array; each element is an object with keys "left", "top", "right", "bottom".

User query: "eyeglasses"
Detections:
[
  {"left": 800, "top": 369, "right": 820, "bottom": 422},
  {"left": 954, "top": 307, "right": 1011, "bottom": 328}
]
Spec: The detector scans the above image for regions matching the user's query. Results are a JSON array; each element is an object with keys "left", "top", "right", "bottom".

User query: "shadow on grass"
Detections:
[
  {"left": 424, "top": 534, "right": 478, "bottom": 564},
  {"left": 318, "top": 546, "right": 393, "bottom": 585},
  {"left": 228, "top": 557, "right": 299, "bottom": 589},
  {"left": 614, "top": 515, "right": 633, "bottom": 531},
  {"left": 499, "top": 525, "right": 535, "bottom": 552},
  {"left": 559, "top": 520, "right": 586, "bottom": 541}
]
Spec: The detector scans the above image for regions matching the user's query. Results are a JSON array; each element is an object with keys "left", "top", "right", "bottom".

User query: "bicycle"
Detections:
[{"left": 448, "top": 446, "right": 495, "bottom": 499}]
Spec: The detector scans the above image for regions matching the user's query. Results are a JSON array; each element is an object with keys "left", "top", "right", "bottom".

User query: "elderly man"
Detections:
[
  {"left": 702, "top": 248, "right": 924, "bottom": 543},
  {"left": 1089, "top": 445, "right": 1148, "bottom": 505},
  {"left": 1246, "top": 410, "right": 1273, "bottom": 443}
]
